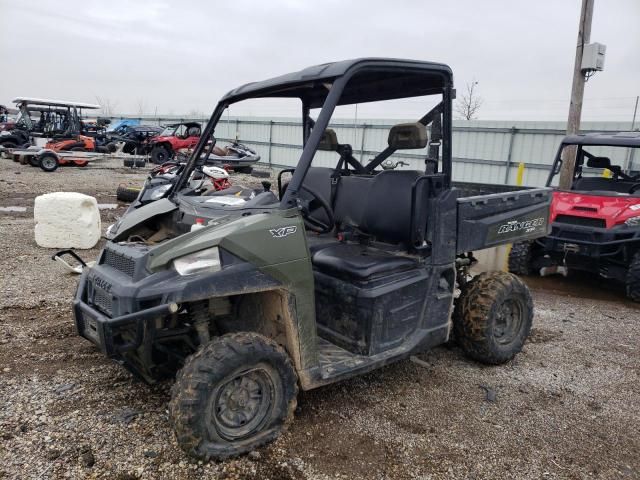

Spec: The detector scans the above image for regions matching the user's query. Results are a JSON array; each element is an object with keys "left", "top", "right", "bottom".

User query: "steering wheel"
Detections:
[
  {"left": 629, "top": 183, "right": 640, "bottom": 194},
  {"left": 298, "top": 185, "right": 335, "bottom": 234}
]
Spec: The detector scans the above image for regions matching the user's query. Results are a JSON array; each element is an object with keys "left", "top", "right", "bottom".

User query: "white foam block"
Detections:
[{"left": 34, "top": 192, "right": 101, "bottom": 249}]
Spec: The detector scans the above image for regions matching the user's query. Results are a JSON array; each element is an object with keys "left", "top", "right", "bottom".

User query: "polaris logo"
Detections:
[
  {"left": 497, "top": 217, "right": 545, "bottom": 235},
  {"left": 92, "top": 276, "right": 112, "bottom": 293},
  {"left": 269, "top": 226, "right": 297, "bottom": 238}
]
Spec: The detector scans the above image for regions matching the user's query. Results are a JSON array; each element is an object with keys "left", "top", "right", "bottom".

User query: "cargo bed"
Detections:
[{"left": 455, "top": 186, "right": 552, "bottom": 254}]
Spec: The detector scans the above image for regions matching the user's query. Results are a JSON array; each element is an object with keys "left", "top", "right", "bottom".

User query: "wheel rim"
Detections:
[
  {"left": 41, "top": 157, "right": 56, "bottom": 170},
  {"left": 209, "top": 368, "right": 274, "bottom": 441},
  {"left": 493, "top": 298, "right": 524, "bottom": 345},
  {"left": 155, "top": 149, "right": 167, "bottom": 162}
]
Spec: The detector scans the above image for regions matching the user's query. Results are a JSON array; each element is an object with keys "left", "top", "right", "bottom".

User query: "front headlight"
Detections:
[
  {"left": 624, "top": 216, "right": 640, "bottom": 227},
  {"left": 173, "top": 247, "right": 221, "bottom": 276},
  {"left": 150, "top": 184, "right": 171, "bottom": 200}
]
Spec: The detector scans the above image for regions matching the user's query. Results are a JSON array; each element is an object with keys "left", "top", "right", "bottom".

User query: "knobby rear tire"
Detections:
[{"left": 453, "top": 271, "right": 533, "bottom": 365}]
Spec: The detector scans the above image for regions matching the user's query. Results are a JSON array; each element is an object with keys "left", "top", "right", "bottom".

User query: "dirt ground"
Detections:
[{"left": 0, "top": 158, "right": 639, "bottom": 480}]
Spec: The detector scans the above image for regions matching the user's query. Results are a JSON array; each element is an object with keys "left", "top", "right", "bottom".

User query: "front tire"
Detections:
[
  {"left": 453, "top": 271, "right": 533, "bottom": 364},
  {"left": 169, "top": 332, "right": 298, "bottom": 460},
  {"left": 626, "top": 252, "right": 640, "bottom": 302}
]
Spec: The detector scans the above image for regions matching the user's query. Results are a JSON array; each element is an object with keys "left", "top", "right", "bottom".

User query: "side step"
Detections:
[{"left": 317, "top": 337, "right": 368, "bottom": 379}]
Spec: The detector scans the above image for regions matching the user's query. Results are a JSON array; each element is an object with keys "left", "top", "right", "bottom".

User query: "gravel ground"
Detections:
[{"left": 0, "top": 158, "right": 639, "bottom": 480}]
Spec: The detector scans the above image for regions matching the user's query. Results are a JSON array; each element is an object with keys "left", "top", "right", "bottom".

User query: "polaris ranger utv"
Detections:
[
  {"left": 509, "top": 132, "right": 640, "bottom": 300},
  {"left": 72, "top": 59, "right": 551, "bottom": 459}
]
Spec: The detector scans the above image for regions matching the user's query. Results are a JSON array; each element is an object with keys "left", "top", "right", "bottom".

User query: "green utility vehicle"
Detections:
[{"left": 72, "top": 59, "right": 552, "bottom": 459}]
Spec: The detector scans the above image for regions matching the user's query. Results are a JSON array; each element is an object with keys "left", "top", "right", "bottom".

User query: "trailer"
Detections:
[{"left": 4, "top": 146, "right": 147, "bottom": 172}]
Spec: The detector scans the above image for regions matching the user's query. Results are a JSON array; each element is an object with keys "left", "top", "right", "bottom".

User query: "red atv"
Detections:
[
  {"left": 509, "top": 132, "right": 640, "bottom": 300},
  {"left": 148, "top": 122, "right": 201, "bottom": 164}
]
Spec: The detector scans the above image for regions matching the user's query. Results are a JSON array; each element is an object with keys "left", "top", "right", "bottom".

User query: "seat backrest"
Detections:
[
  {"left": 302, "top": 167, "right": 425, "bottom": 246},
  {"left": 331, "top": 170, "right": 422, "bottom": 246},
  {"left": 362, "top": 170, "right": 421, "bottom": 245},
  {"left": 573, "top": 177, "right": 634, "bottom": 194},
  {"left": 333, "top": 175, "right": 374, "bottom": 228}
]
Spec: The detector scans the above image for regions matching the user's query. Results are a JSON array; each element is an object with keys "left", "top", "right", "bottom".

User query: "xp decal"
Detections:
[{"left": 269, "top": 226, "right": 298, "bottom": 238}]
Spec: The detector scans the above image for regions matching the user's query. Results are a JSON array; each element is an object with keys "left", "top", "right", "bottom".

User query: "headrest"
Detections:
[
  {"left": 586, "top": 156, "right": 611, "bottom": 169},
  {"left": 318, "top": 129, "right": 338, "bottom": 151},
  {"left": 388, "top": 122, "right": 428, "bottom": 149}
]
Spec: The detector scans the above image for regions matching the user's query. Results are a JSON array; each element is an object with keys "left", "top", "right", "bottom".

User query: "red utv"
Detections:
[
  {"left": 148, "top": 122, "right": 201, "bottom": 164},
  {"left": 509, "top": 132, "right": 640, "bottom": 301}
]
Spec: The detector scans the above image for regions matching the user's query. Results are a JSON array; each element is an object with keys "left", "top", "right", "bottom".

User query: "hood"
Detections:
[
  {"left": 151, "top": 136, "right": 172, "bottom": 143},
  {"left": 552, "top": 191, "right": 640, "bottom": 228}
]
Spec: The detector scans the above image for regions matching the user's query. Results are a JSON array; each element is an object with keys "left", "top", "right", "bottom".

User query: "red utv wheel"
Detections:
[
  {"left": 626, "top": 252, "right": 640, "bottom": 302},
  {"left": 73, "top": 160, "right": 89, "bottom": 167},
  {"left": 151, "top": 145, "right": 172, "bottom": 164}
]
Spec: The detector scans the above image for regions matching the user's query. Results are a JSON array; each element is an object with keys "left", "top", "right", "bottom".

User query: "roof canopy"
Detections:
[
  {"left": 12, "top": 97, "right": 101, "bottom": 109},
  {"left": 563, "top": 132, "right": 640, "bottom": 148},
  {"left": 222, "top": 58, "right": 453, "bottom": 108}
]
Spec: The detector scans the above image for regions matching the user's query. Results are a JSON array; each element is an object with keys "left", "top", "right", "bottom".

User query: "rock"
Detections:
[
  {"left": 79, "top": 449, "right": 95, "bottom": 468},
  {"left": 46, "top": 449, "right": 61, "bottom": 460},
  {"left": 480, "top": 385, "right": 497, "bottom": 403},
  {"left": 143, "top": 450, "right": 158, "bottom": 458},
  {"left": 248, "top": 451, "right": 261, "bottom": 460},
  {"left": 112, "top": 408, "right": 141, "bottom": 425},
  {"left": 54, "top": 383, "right": 75, "bottom": 394}
]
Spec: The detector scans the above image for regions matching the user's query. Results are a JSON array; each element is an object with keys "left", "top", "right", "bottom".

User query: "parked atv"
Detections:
[
  {"left": 111, "top": 125, "right": 163, "bottom": 155},
  {"left": 115, "top": 162, "right": 232, "bottom": 205},
  {"left": 509, "top": 132, "right": 640, "bottom": 300},
  {"left": 71, "top": 58, "right": 551, "bottom": 460},
  {"left": 149, "top": 122, "right": 201, "bottom": 164}
]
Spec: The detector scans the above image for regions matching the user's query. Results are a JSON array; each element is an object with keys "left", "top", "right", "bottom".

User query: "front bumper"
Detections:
[
  {"left": 73, "top": 278, "right": 177, "bottom": 356},
  {"left": 539, "top": 222, "right": 640, "bottom": 257},
  {"left": 73, "top": 243, "right": 279, "bottom": 357}
]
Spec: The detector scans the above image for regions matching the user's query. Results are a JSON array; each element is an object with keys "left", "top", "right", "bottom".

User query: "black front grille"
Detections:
[
  {"left": 93, "top": 287, "right": 113, "bottom": 316},
  {"left": 554, "top": 215, "right": 606, "bottom": 228},
  {"left": 103, "top": 249, "right": 136, "bottom": 277}
]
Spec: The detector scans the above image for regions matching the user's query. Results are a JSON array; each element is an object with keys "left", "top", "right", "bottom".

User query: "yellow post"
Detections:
[
  {"left": 504, "top": 162, "right": 526, "bottom": 271},
  {"left": 516, "top": 162, "right": 525, "bottom": 186}
]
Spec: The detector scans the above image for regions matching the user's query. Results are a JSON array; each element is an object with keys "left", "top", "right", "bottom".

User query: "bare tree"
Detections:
[
  {"left": 95, "top": 96, "right": 119, "bottom": 117},
  {"left": 455, "top": 80, "right": 483, "bottom": 120}
]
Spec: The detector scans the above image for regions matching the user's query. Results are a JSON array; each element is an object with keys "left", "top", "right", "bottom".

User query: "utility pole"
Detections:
[{"left": 558, "top": 0, "right": 595, "bottom": 189}]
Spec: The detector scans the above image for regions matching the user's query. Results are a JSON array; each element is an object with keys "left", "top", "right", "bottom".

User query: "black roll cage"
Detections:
[{"left": 171, "top": 60, "right": 454, "bottom": 207}]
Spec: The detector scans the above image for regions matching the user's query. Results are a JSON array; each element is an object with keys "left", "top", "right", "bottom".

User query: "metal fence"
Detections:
[{"left": 109, "top": 115, "right": 634, "bottom": 187}]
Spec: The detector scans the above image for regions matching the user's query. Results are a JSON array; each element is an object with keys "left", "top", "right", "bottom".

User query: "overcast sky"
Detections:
[{"left": 1, "top": 0, "right": 638, "bottom": 122}]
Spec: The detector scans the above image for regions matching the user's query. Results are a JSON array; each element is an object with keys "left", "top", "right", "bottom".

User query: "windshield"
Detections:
[
  {"left": 548, "top": 144, "right": 640, "bottom": 196},
  {"left": 160, "top": 125, "right": 176, "bottom": 136},
  {"left": 14, "top": 107, "right": 33, "bottom": 129}
]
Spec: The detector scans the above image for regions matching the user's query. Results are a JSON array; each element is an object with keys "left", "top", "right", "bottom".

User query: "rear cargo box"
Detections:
[{"left": 456, "top": 188, "right": 552, "bottom": 254}]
